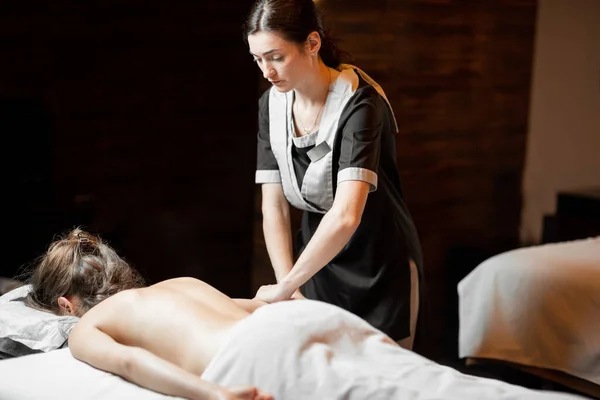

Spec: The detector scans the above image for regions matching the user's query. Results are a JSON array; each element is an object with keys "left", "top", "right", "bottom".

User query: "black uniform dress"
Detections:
[{"left": 255, "top": 66, "right": 423, "bottom": 341}]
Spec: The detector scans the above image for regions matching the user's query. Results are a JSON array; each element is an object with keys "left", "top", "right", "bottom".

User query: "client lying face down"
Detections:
[
  {"left": 25, "top": 229, "right": 583, "bottom": 400},
  {"left": 27, "top": 228, "right": 272, "bottom": 400}
]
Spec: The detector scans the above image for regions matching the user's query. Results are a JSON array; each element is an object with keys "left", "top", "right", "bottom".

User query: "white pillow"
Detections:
[
  {"left": 0, "top": 284, "right": 31, "bottom": 304},
  {"left": 0, "top": 285, "right": 79, "bottom": 358}
]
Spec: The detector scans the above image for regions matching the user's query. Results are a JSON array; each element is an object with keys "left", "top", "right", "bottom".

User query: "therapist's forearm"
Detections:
[
  {"left": 281, "top": 207, "right": 360, "bottom": 293},
  {"left": 262, "top": 206, "right": 295, "bottom": 282}
]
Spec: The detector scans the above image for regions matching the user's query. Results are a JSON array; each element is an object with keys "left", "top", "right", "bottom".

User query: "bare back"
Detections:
[{"left": 75, "top": 277, "right": 251, "bottom": 375}]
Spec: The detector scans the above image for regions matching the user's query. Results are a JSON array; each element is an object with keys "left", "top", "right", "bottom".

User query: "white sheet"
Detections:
[
  {"left": 202, "top": 300, "right": 584, "bottom": 399},
  {"left": 0, "top": 300, "right": 589, "bottom": 400},
  {"left": 458, "top": 237, "right": 600, "bottom": 385},
  {"left": 0, "top": 347, "right": 178, "bottom": 400}
]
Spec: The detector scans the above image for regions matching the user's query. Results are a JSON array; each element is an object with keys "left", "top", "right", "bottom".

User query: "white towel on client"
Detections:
[{"left": 201, "top": 300, "right": 584, "bottom": 400}]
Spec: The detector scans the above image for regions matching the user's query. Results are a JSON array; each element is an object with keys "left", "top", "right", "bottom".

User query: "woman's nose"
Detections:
[{"left": 262, "top": 65, "right": 275, "bottom": 80}]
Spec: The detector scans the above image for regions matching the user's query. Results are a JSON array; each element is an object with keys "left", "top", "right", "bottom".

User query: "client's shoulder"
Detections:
[
  {"left": 148, "top": 277, "right": 215, "bottom": 295},
  {"left": 78, "top": 287, "right": 142, "bottom": 324}
]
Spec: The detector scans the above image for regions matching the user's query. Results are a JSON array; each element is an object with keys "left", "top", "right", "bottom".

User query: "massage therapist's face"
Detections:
[{"left": 248, "top": 31, "right": 311, "bottom": 92}]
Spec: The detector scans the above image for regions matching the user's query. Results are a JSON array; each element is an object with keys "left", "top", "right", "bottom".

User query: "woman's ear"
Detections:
[
  {"left": 57, "top": 296, "right": 76, "bottom": 316},
  {"left": 305, "top": 31, "right": 322, "bottom": 56}
]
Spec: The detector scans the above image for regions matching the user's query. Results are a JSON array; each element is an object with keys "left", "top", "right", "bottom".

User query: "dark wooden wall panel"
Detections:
[
  {"left": 1, "top": 0, "right": 258, "bottom": 298},
  {"left": 326, "top": 0, "right": 536, "bottom": 360},
  {"left": 251, "top": 1, "right": 536, "bottom": 361}
]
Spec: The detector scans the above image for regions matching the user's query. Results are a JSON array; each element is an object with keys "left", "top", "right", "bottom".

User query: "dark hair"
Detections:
[
  {"left": 243, "top": 0, "right": 348, "bottom": 68},
  {"left": 26, "top": 228, "right": 145, "bottom": 316}
]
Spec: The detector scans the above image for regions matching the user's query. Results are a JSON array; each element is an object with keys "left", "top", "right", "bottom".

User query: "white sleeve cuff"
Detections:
[
  {"left": 338, "top": 167, "right": 378, "bottom": 192},
  {"left": 255, "top": 170, "right": 281, "bottom": 184}
]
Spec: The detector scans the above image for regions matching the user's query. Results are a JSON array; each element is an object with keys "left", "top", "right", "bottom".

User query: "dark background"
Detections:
[{"left": 2, "top": 0, "right": 538, "bottom": 362}]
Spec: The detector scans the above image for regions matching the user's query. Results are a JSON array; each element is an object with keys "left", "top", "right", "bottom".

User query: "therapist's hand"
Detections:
[
  {"left": 254, "top": 283, "right": 294, "bottom": 303},
  {"left": 291, "top": 289, "right": 306, "bottom": 300}
]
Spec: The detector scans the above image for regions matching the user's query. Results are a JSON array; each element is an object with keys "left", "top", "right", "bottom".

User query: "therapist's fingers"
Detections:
[
  {"left": 291, "top": 290, "right": 306, "bottom": 300},
  {"left": 254, "top": 284, "right": 280, "bottom": 303}
]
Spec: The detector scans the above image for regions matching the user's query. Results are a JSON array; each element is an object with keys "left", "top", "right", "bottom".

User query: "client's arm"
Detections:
[
  {"left": 70, "top": 322, "right": 219, "bottom": 399},
  {"left": 69, "top": 323, "right": 270, "bottom": 400}
]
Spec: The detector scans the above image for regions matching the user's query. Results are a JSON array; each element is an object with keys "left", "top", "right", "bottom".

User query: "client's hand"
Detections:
[
  {"left": 215, "top": 385, "right": 273, "bottom": 400},
  {"left": 254, "top": 283, "right": 293, "bottom": 303}
]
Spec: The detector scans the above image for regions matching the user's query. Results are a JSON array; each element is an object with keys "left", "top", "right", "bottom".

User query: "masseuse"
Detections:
[{"left": 246, "top": 0, "right": 424, "bottom": 349}]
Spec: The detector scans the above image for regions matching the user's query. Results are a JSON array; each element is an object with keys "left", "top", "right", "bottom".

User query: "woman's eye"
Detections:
[{"left": 271, "top": 57, "right": 283, "bottom": 62}]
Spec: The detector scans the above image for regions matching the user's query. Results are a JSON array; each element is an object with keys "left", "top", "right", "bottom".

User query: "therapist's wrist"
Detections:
[
  {"left": 278, "top": 279, "right": 298, "bottom": 300},
  {"left": 273, "top": 263, "right": 294, "bottom": 283}
]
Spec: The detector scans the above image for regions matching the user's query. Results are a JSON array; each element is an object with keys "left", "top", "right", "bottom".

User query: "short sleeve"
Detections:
[
  {"left": 256, "top": 90, "right": 281, "bottom": 184},
  {"left": 338, "top": 89, "right": 383, "bottom": 192}
]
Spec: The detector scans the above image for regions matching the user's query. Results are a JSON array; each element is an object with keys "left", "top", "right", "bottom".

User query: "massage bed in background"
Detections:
[{"left": 458, "top": 237, "right": 600, "bottom": 399}]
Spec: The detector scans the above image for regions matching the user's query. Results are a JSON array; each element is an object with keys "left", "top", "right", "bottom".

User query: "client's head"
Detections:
[{"left": 26, "top": 228, "right": 146, "bottom": 317}]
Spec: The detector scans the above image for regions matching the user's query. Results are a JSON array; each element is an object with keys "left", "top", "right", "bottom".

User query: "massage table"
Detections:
[
  {"left": 458, "top": 237, "right": 600, "bottom": 399},
  {"left": 0, "top": 299, "right": 590, "bottom": 400}
]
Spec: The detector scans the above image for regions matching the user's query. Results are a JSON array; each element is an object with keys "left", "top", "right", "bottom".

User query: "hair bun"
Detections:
[{"left": 72, "top": 229, "right": 98, "bottom": 253}]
